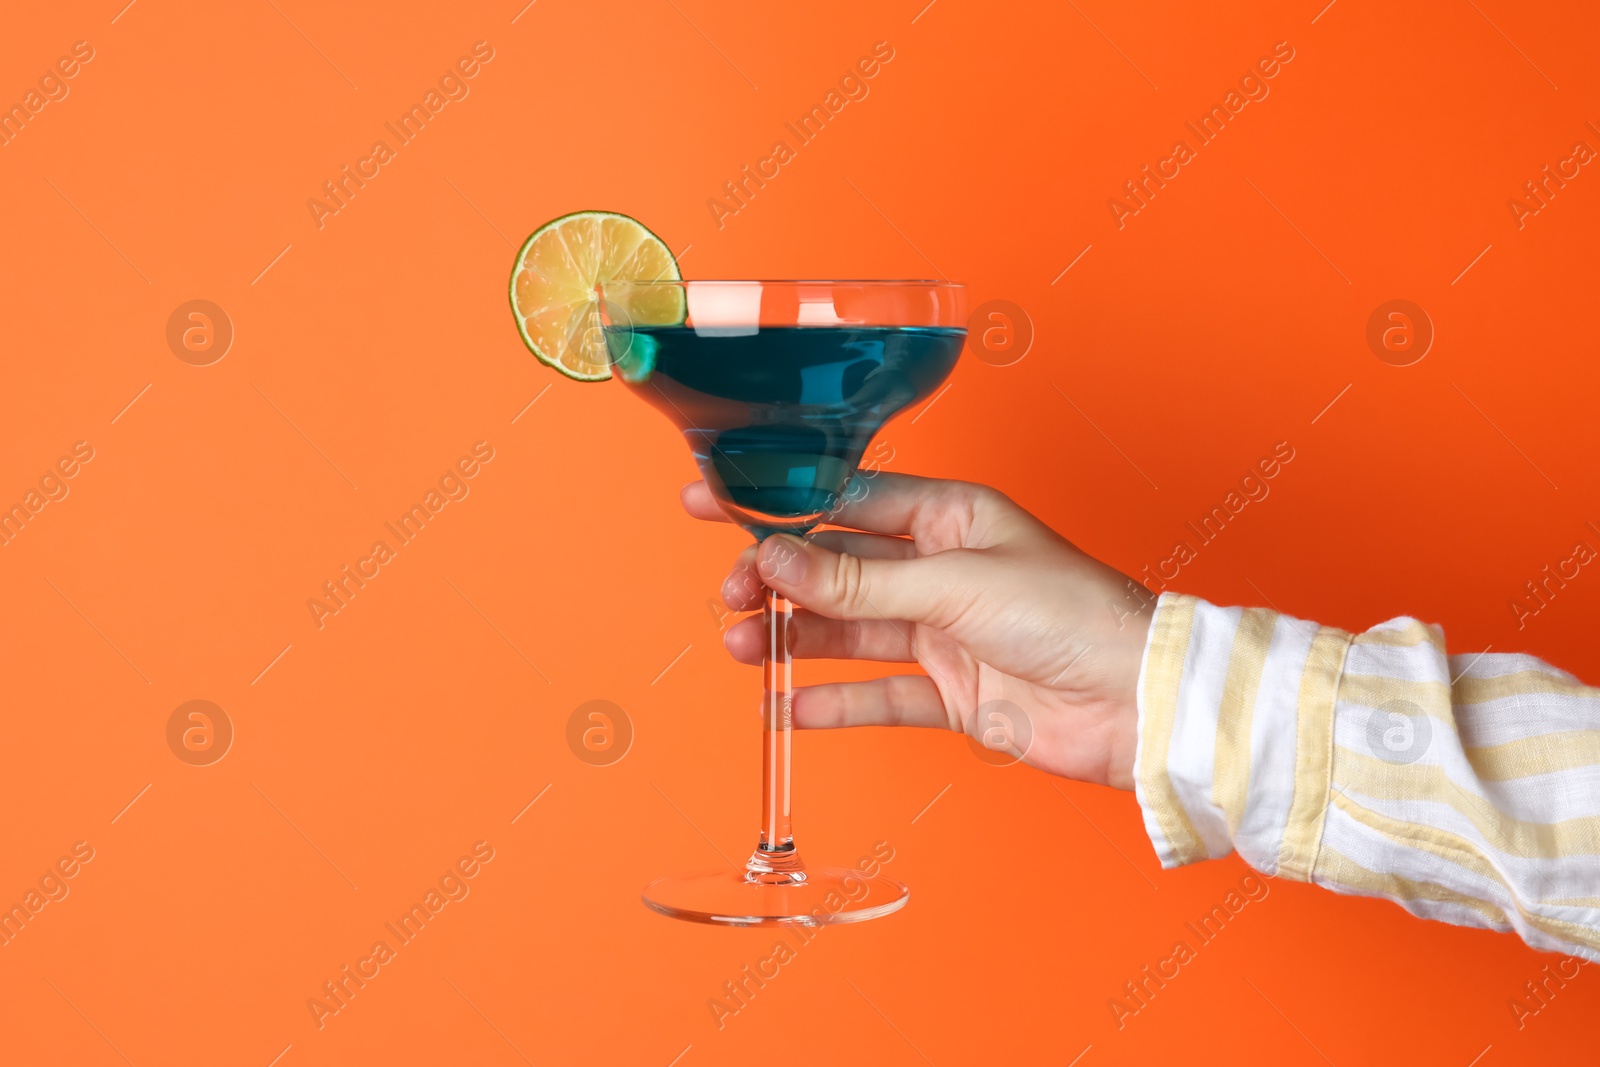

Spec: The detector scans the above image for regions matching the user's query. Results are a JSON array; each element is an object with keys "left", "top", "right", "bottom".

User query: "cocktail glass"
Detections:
[{"left": 600, "top": 279, "right": 966, "bottom": 926}]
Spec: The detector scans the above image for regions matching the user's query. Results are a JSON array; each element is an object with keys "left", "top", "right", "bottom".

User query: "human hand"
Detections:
[{"left": 684, "top": 473, "right": 1153, "bottom": 790}]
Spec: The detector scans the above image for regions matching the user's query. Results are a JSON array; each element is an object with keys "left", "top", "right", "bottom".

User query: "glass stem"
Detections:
[{"left": 747, "top": 587, "right": 804, "bottom": 883}]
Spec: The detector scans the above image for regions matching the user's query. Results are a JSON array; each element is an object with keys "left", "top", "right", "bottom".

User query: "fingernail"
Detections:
[{"left": 758, "top": 535, "right": 809, "bottom": 584}]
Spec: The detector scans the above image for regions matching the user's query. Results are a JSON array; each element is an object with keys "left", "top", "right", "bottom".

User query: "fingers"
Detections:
[
  {"left": 682, "top": 473, "right": 994, "bottom": 538},
  {"left": 791, "top": 675, "right": 950, "bottom": 730},
  {"left": 719, "top": 532, "right": 917, "bottom": 612},
  {"left": 723, "top": 611, "right": 917, "bottom": 665},
  {"left": 721, "top": 548, "right": 766, "bottom": 612},
  {"left": 810, "top": 529, "right": 918, "bottom": 560},
  {"left": 826, "top": 471, "right": 967, "bottom": 536},
  {"left": 756, "top": 533, "right": 977, "bottom": 627},
  {"left": 681, "top": 480, "right": 729, "bottom": 523}
]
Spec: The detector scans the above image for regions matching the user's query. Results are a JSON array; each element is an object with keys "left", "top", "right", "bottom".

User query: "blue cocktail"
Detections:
[
  {"left": 603, "top": 280, "right": 966, "bottom": 926},
  {"left": 608, "top": 324, "right": 963, "bottom": 538}
]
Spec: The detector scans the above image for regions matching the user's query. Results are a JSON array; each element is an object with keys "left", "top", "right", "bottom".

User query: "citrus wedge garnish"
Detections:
[{"left": 508, "top": 211, "right": 685, "bottom": 381}]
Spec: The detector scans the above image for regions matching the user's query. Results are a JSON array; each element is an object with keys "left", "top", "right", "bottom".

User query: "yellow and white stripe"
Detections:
[{"left": 1134, "top": 592, "right": 1600, "bottom": 961}]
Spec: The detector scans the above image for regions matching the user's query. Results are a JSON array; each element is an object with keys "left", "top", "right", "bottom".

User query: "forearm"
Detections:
[{"left": 1135, "top": 593, "right": 1600, "bottom": 961}]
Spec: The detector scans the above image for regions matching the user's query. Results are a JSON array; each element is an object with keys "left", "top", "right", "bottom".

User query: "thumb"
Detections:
[{"left": 756, "top": 534, "right": 964, "bottom": 624}]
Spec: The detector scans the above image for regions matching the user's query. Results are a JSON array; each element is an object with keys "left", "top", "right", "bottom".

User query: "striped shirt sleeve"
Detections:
[{"left": 1133, "top": 592, "right": 1600, "bottom": 961}]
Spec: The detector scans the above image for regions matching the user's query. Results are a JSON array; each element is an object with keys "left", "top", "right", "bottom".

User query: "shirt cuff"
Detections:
[{"left": 1133, "top": 592, "right": 1352, "bottom": 879}]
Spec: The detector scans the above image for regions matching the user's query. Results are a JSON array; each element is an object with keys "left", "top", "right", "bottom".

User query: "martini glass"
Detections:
[{"left": 601, "top": 280, "right": 965, "bottom": 926}]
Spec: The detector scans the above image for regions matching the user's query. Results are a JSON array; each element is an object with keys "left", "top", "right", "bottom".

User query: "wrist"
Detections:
[
  {"left": 1105, "top": 598, "right": 1152, "bottom": 790},
  {"left": 1084, "top": 565, "right": 1154, "bottom": 790}
]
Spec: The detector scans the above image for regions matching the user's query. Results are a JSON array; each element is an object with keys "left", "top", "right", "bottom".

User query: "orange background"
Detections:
[{"left": 2, "top": 0, "right": 1598, "bottom": 1064}]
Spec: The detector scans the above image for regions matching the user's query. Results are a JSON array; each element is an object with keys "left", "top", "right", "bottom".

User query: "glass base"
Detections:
[{"left": 642, "top": 866, "right": 909, "bottom": 927}]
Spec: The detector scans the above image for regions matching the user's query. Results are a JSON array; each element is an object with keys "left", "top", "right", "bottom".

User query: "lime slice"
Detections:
[{"left": 508, "top": 211, "right": 685, "bottom": 381}]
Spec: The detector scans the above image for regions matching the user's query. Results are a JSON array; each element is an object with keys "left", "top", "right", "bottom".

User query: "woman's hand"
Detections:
[{"left": 685, "top": 472, "right": 1152, "bottom": 790}]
